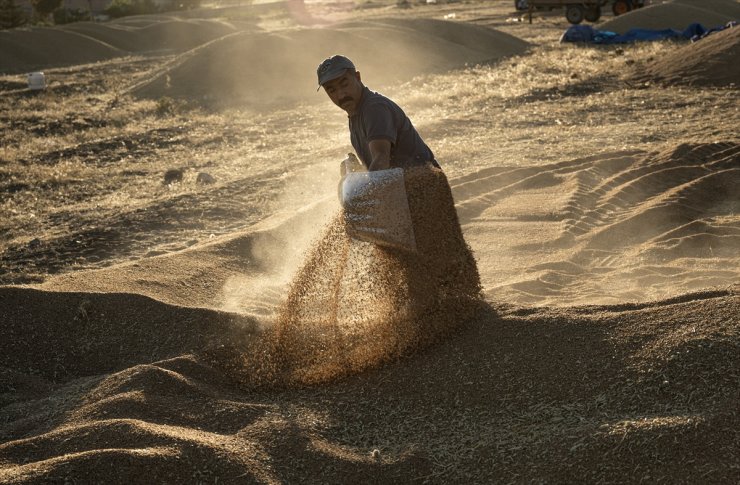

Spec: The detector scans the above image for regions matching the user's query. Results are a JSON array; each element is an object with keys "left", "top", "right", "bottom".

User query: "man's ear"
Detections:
[{"left": 355, "top": 71, "right": 362, "bottom": 83}]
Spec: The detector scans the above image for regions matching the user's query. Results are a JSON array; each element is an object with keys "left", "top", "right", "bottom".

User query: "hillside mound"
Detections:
[
  {"left": 131, "top": 18, "right": 530, "bottom": 107},
  {"left": 0, "top": 19, "right": 242, "bottom": 74},
  {"left": 60, "top": 19, "right": 242, "bottom": 54},
  {"left": 633, "top": 25, "right": 740, "bottom": 87},
  {"left": 0, "top": 27, "right": 122, "bottom": 75},
  {"left": 600, "top": 0, "right": 739, "bottom": 34}
]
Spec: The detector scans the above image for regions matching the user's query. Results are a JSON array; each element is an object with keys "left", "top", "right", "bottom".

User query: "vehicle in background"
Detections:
[
  {"left": 610, "top": 0, "right": 646, "bottom": 16},
  {"left": 515, "top": 1, "right": 646, "bottom": 24}
]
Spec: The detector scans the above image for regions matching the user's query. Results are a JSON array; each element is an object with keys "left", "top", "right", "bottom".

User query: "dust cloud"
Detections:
[
  {"left": 210, "top": 165, "right": 483, "bottom": 387},
  {"left": 218, "top": 160, "right": 340, "bottom": 317}
]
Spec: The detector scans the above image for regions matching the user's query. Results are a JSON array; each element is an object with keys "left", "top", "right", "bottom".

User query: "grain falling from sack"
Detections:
[{"left": 210, "top": 166, "right": 482, "bottom": 387}]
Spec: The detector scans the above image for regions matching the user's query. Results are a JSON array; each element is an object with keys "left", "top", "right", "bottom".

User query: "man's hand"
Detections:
[{"left": 368, "top": 139, "right": 391, "bottom": 171}]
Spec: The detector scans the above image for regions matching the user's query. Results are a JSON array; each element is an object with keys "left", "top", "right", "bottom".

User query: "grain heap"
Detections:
[
  {"left": 212, "top": 166, "right": 482, "bottom": 387},
  {"left": 600, "top": 0, "right": 740, "bottom": 34},
  {"left": 132, "top": 19, "right": 529, "bottom": 107},
  {"left": 0, "top": 20, "right": 240, "bottom": 74},
  {"left": 634, "top": 25, "right": 740, "bottom": 87}
]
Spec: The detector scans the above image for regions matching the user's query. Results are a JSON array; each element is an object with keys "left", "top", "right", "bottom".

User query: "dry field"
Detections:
[{"left": 1, "top": 0, "right": 739, "bottom": 483}]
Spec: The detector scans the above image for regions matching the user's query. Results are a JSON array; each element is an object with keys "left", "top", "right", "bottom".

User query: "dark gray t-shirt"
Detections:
[{"left": 349, "top": 87, "right": 437, "bottom": 170}]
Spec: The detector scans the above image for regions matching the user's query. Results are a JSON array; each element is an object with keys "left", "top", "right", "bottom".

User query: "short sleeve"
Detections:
[{"left": 362, "top": 101, "right": 397, "bottom": 145}]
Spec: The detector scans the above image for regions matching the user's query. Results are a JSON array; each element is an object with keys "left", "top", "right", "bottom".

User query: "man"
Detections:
[
  {"left": 317, "top": 54, "right": 481, "bottom": 311},
  {"left": 317, "top": 55, "right": 440, "bottom": 172}
]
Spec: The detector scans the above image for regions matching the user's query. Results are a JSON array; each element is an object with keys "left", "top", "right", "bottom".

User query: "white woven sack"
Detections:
[{"left": 339, "top": 168, "right": 417, "bottom": 252}]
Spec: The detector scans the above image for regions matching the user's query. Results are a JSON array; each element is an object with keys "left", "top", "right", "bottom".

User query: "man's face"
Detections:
[{"left": 322, "top": 70, "right": 363, "bottom": 115}]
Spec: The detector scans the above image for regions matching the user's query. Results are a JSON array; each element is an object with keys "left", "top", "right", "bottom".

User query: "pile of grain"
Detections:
[
  {"left": 61, "top": 19, "right": 244, "bottom": 54},
  {"left": 633, "top": 25, "right": 739, "bottom": 87},
  {"left": 211, "top": 166, "right": 482, "bottom": 387},
  {"left": 132, "top": 19, "right": 530, "bottom": 107},
  {"left": 600, "top": 0, "right": 740, "bottom": 34},
  {"left": 0, "top": 27, "right": 121, "bottom": 74},
  {"left": 0, "top": 19, "right": 241, "bottom": 74}
]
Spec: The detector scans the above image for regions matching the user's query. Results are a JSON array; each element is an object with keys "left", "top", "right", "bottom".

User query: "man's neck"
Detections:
[{"left": 346, "top": 86, "right": 367, "bottom": 117}]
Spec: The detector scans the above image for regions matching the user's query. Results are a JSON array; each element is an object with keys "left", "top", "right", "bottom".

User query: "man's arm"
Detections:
[{"left": 367, "top": 139, "right": 391, "bottom": 171}]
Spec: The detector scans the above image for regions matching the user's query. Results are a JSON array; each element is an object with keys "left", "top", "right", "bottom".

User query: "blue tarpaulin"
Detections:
[{"left": 560, "top": 22, "right": 737, "bottom": 44}]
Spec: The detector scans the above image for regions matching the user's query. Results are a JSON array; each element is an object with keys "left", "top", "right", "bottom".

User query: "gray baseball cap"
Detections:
[{"left": 317, "top": 55, "right": 355, "bottom": 88}]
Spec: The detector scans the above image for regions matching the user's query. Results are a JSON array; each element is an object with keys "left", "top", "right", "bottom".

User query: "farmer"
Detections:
[
  {"left": 316, "top": 55, "right": 440, "bottom": 172},
  {"left": 317, "top": 54, "right": 481, "bottom": 309}
]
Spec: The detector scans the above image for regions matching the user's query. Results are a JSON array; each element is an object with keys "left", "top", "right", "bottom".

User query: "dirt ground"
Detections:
[{"left": 1, "top": 0, "right": 739, "bottom": 483}]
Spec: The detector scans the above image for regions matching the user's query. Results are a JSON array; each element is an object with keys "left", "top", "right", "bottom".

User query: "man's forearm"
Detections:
[
  {"left": 368, "top": 153, "right": 390, "bottom": 171},
  {"left": 367, "top": 139, "right": 392, "bottom": 171}
]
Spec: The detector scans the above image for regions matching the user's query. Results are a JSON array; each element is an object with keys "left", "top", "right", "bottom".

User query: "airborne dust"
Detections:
[{"left": 211, "top": 166, "right": 483, "bottom": 387}]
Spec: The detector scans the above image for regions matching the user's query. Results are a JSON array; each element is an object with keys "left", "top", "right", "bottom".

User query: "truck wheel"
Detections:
[
  {"left": 612, "top": 0, "right": 631, "bottom": 16},
  {"left": 565, "top": 4, "right": 585, "bottom": 24},
  {"left": 585, "top": 6, "right": 601, "bottom": 22}
]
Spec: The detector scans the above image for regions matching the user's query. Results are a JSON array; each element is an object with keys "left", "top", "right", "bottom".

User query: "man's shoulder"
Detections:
[
  {"left": 361, "top": 90, "right": 402, "bottom": 116},
  {"left": 363, "top": 89, "right": 396, "bottom": 107}
]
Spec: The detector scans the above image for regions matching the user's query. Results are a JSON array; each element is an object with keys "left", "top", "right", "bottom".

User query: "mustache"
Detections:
[{"left": 339, "top": 96, "right": 353, "bottom": 105}]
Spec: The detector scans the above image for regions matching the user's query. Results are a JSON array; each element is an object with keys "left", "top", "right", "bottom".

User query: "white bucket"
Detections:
[
  {"left": 27, "top": 72, "right": 46, "bottom": 90},
  {"left": 340, "top": 168, "right": 417, "bottom": 252}
]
